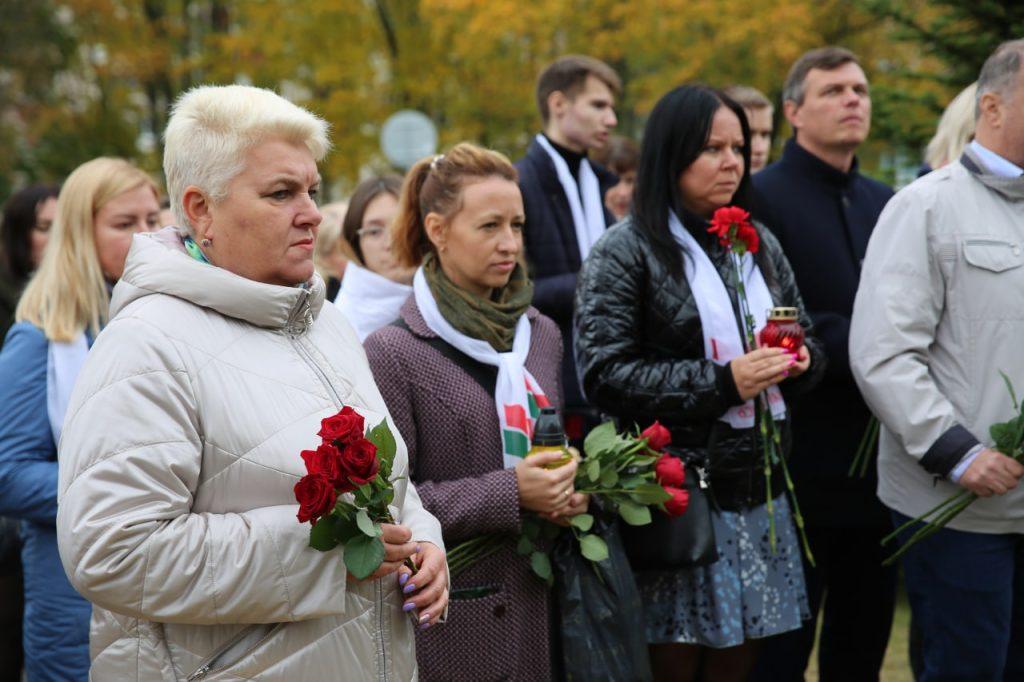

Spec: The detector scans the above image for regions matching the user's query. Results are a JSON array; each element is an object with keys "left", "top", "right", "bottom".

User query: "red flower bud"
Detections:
[
  {"left": 318, "top": 406, "right": 365, "bottom": 445},
  {"left": 654, "top": 453, "right": 685, "bottom": 488},
  {"left": 663, "top": 486, "right": 689, "bottom": 517},
  {"left": 339, "top": 438, "right": 380, "bottom": 487},
  {"left": 294, "top": 473, "right": 337, "bottom": 524},
  {"left": 641, "top": 421, "right": 672, "bottom": 451}
]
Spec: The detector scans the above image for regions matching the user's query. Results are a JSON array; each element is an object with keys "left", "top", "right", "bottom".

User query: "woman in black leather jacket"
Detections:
[{"left": 575, "top": 85, "right": 825, "bottom": 681}]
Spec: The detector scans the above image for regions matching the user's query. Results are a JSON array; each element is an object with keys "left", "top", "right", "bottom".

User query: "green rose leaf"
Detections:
[
  {"left": 579, "top": 534, "right": 609, "bottom": 562},
  {"left": 530, "top": 551, "right": 553, "bottom": 581},
  {"left": 516, "top": 535, "right": 534, "bottom": 555},
  {"left": 334, "top": 514, "right": 363, "bottom": 544},
  {"left": 367, "top": 419, "right": 398, "bottom": 476},
  {"left": 309, "top": 515, "right": 339, "bottom": 551},
  {"left": 618, "top": 501, "right": 652, "bottom": 526},
  {"left": 600, "top": 467, "right": 619, "bottom": 488},
  {"left": 344, "top": 534, "right": 386, "bottom": 580},
  {"left": 355, "top": 509, "right": 381, "bottom": 537},
  {"left": 568, "top": 513, "right": 594, "bottom": 532},
  {"left": 583, "top": 421, "right": 620, "bottom": 458},
  {"left": 586, "top": 458, "right": 601, "bottom": 483},
  {"left": 630, "top": 483, "right": 672, "bottom": 505}
]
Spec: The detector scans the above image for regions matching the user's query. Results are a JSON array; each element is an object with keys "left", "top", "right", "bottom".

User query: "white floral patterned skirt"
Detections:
[{"left": 638, "top": 495, "right": 810, "bottom": 648}]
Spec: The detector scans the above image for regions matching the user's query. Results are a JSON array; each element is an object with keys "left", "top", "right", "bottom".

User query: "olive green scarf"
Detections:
[{"left": 421, "top": 252, "right": 533, "bottom": 352}]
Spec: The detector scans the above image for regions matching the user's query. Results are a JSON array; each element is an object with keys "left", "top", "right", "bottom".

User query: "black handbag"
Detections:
[{"left": 621, "top": 448, "right": 718, "bottom": 570}]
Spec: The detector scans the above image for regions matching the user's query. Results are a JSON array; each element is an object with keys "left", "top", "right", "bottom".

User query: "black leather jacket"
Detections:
[{"left": 574, "top": 217, "right": 826, "bottom": 509}]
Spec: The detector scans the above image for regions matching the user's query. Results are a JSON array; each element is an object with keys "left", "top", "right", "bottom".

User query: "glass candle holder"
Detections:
[{"left": 759, "top": 307, "right": 805, "bottom": 352}]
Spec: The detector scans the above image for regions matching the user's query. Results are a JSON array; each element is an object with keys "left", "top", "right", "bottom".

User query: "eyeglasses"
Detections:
[{"left": 356, "top": 226, "right": 388, "bottom": 241}]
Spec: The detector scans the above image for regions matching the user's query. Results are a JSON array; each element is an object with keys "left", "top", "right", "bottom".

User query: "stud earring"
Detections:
[{"left": 200, "top": 238, "right": 212, "bottom": 247}]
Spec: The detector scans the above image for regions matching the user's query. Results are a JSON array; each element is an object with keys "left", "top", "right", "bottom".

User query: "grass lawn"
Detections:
[{"left": 806, "top": 591, "right": 914, "bottom": 682}]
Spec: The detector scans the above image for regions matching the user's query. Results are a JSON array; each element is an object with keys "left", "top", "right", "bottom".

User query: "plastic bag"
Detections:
[{"left": 554, "top": 515, "right": 653, "bottom": 682}]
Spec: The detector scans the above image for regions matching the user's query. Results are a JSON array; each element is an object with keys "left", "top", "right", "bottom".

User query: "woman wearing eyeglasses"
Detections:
[{"left": 334, "top": 175, "right": 416, "bottom": 340}]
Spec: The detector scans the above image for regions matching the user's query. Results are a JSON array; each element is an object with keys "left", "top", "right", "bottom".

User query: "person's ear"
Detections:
[
  {"left": 182, "top": 186, "right": 214, "bottom": 240},
  {"left": 424, "top": 212, "right": 447, "bottom": 253},
  {"left": 548, "top": 90, "right": 569, "bottom": 121},
  {"left": 783, "top": 99, "right": 801, "bottom": 131},
  {"left": 977, "top": 90, "right": 1003, "bottom": 129}
]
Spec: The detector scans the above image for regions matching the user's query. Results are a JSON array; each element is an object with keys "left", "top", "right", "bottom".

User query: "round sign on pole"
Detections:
[{"left": 380, "top": 110, "right": 438, "bottom": 170}]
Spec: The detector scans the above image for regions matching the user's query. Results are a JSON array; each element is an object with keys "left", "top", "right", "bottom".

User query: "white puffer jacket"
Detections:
[{"left": 56, "top": 229, "right": 444, "bottom": 681}]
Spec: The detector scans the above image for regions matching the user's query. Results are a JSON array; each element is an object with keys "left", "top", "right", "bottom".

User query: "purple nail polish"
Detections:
[
  {"left": 399, "top": 573, "right": 408, "bottom": 586},
  {"left": 415, "top": 544, "right": 423, "bottom": 553},
  {"left": 419, "top": 613, "right": 430, "bottom": 624},
  {"left": 403, "top": 583, "right": 416, "bottom": 594},
  {"left": 419, "top": 622, "right": 431, "bottom": 631},
  {"left": 403, "top": 602, "right": 415, "bottom": 612}
]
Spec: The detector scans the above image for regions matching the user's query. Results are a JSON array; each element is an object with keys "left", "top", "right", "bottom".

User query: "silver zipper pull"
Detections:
[
  {"left": 696, "top": 465, "right": 709, "bottom": 489},
  {"left": 186, "top": 663, "right": 212, "bottom": 681}
]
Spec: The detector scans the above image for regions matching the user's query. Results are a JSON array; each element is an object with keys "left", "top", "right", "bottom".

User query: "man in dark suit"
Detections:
[
  {"left": 515, "top": 55, "right": 620, "bottom": 439},
  {"left": 751, "top": 46, "right": 897, "bottom": 682}
]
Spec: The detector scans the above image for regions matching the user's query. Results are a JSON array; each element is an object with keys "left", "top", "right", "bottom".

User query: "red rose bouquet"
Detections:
[
  {"left": 446, "top": 420, "right": 688, "bottom": 582},
  {"left": 294, "top": 407, "right": 408, "bottom": 580},
  {"left": 708, "top": 206, "right": 814, "bottom": 564}
]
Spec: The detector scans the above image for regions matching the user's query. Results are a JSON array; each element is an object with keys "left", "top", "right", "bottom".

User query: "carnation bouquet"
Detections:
[{"left": 293, "top": 407, "right": 411, "bottom": 580}]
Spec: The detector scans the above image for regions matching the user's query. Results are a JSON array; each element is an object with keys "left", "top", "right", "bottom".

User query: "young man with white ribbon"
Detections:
[{"left": 515, "top": 54, "right": 621, "bottom": 444}]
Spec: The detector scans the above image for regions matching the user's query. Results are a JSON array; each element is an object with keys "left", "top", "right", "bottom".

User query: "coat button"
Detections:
[{"left": 493, "top": 604, "right": 506, "bottom": 618}]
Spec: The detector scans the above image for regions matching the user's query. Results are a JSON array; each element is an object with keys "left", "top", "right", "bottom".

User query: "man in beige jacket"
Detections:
[{"left": 850, "top": 39, "right": 1024, "bottom": 681}]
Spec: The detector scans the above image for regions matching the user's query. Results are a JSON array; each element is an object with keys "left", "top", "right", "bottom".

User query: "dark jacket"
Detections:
[
  {"left": 753, "top": 138, "right": 894, "bottom": 527},
  {"left": 574, "top": 216, "right": 825, "bottom": 508},
  {"left": 365, "top": 299, "right": 564, "bottom": 682},
  {"left": 516, "top": 137, "right": 617, "bottom": 409}
]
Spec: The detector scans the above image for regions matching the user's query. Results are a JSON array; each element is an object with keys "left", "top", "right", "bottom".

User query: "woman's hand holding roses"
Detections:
[{"left": 397, "top": 542, "right": 449, "bottom": 630}]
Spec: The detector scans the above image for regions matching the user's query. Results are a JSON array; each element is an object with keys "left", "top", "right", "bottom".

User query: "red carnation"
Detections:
[
  {"left": 318, "top": 406, "right": 365, "bottom": 445},
  {"left": 708, "top": 206, "right": 757, "bottom": 254},
  {"left": 294, "top": 473, "right": 337, "bottom": 524},
  {"left": 641, "top": 421, "right": 671, "bottom": 451},
  {"left": 663, "top": 486, "right": 690, "bottom": 517},
  {"left": 301, "top": 442, "right": 351, "bottom": 492},
  {"left": 339, "top": 438, "right": 380, "bottom": 487},
  {"left": 655, "top": 453, "right": 686, "bottom": 488}
]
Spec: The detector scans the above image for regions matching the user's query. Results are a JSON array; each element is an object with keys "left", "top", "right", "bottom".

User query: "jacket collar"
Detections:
[
  {"left": 960, "top": 147, "right": 1024, "bottom": 202},
  {"left": 111, "top": 227, "right": 326, "bottom": 331},
  {"left": 399, "top": 295, "right": 539, "bottom": 339},
  {"left": 778, "top": 137, "right": 861, "bottom": 189},
  {"left": 526, "top": 135, "right": 618, "bottom": 189}
]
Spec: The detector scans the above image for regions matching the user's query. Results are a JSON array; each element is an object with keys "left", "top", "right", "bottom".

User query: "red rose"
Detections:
[
  {"left": 736, "top": 223, "right": 760, "bottom": 254},
  {"left": 339, "top": 437, "right": 380, "bottom": 486},
  {"left": 301, "top": 443, "right": 352, "bottom": 492},
  {"left": 641, "top": 421, "right": 671, "bottom": 451},
  {"left": 663, "top": 486, "right": 689, "bottom": 517},
  {"left": 318, "top": 406, "right": 365, "bottom": 445},
  {"left": 654, "top": 453, "right": 686, "bottom": 488},
  {"left": 294, "top": 473, "right": 338, "bottom": 524}
]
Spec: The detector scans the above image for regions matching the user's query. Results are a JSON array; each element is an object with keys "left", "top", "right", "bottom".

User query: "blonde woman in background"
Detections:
[
  {"left": 923, "top": 82, "right": 978, "bottom": 172},
  {"left": 0, "top": 157, "right": 160, "bottom": 681},
  {"left": 313, "top": 200, "right": 349, "bottom": 300}
]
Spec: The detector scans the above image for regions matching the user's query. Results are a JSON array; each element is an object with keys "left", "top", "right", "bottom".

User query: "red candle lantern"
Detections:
[{"left": 759, "top": 307, "right": 805, "bottom": 352}]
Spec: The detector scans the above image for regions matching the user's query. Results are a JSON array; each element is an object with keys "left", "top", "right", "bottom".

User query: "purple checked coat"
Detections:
[{"left": 364, "top": 297, "right": 563, "bottom": 682}]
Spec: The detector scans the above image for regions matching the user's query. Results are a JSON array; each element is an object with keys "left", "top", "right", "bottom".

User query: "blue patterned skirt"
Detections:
[{"left": 638, "top": 495, "right": 809, "bottom": 648}]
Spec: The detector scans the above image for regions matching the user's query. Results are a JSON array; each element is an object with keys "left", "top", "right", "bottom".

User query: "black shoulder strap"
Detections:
[{"left": 389, "top": 317, "right": 499, "bottom": 396}]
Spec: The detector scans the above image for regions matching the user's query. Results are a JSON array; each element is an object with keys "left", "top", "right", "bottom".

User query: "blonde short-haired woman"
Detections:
[
  {"left": 0, "top": 157, "right": 160, "bottom": 681},
  {"left": 924, "top": 82, "right": 979, "bottom": 171},
  {"left": 55, "top": 84, "right": 447, "bottom": 681}
]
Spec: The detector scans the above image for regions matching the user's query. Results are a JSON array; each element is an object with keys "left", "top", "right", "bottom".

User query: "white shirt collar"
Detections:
[{"left": 969, "top": 140, "right": 1024, "bottom": 178}]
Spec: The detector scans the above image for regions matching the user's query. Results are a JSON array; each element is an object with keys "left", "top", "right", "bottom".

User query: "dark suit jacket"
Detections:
[
  {"left": 515, "top": 136, "right": 617, "bottom": 409},
  {"left": 753, "top": 137, "right": 894, "bottom": 527}
]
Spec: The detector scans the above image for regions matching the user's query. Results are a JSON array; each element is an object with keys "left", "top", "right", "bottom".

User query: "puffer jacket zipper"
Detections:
[
  {"left": 185, "top": 623, "right": 283, "bottom": 681},
  {"left": 283, "top": 290, "right": 390, "bottom": 681}
]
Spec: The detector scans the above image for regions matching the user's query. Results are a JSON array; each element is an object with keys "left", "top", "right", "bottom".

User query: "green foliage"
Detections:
[
  {"left": 579, "top": 534, "right": 609, "bottom": 563},
  {"left": 344, "top": 534, "right": 387, "bottom": 580},
  {"left": 309, "top": 515, "right": 340, "bottom": 551},
  {"left": 617, "top": 501, "right": 652, "bottom": 526}
]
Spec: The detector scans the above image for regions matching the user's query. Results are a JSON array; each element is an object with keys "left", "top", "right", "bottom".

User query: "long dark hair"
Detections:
[
  {"left": 632, "top": 85, "right": 752, "bottom": 279},
  {"left": 1, "top": 183, "right": 61, "bottom": 283}
]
